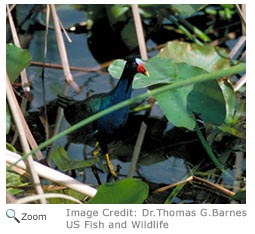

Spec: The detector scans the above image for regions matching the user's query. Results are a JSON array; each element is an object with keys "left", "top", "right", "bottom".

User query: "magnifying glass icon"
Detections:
[{"left": 6, "top": 209, "right": 20, "bottom": 223}]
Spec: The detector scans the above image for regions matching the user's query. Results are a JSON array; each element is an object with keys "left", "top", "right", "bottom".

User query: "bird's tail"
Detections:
[{"left": 57, "top": 94, "right": 76, "bottom": 108}]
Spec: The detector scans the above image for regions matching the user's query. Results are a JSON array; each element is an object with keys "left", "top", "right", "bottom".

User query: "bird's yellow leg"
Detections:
[
  {"left": 92, "top": 142, "right": 117, "bottom": 177},
  {"left": 92, "top": 142, "right": 100, "bottom": 157},
  {"left": 105, "top": 153, "right": 118, "bottom": 177},
  {"left": 92, "top": 142, "right": 107, "bottom": 172}
]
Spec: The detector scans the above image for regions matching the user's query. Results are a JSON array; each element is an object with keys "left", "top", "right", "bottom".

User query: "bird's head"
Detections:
[
  {"left": 119, "top": 57, "right": 149, "bottom": 92},
  {"left": 125, "top": 58, "right": 149, "bottom": 78}
]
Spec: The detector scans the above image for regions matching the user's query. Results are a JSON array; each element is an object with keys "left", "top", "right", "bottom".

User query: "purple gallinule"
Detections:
[{"left": 58, "top": 58, "right": 149, "bottom": 177}]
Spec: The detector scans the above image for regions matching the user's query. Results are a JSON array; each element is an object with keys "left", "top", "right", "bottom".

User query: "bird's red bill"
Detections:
[{"left": 137, "top": 63, "right": 149, "bottom": 77}]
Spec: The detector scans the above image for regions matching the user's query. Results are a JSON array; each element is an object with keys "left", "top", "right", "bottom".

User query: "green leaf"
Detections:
[
  {"left": 106, "top": 5, "right": 139, "bottom": 50},
  {"left": 6, "top": 43, "right": 32, "bottom": 82},
  {"left": 6, "top": 171, "right": 28, "bottom": 195},
  {"left": 133, "top": 57, "right": 177, "bottom": 89},
  {"left": 89, "top": 178, "right": 149, "bottom": 204},
  {"left": 171, "top": 4, "right": 206, "bottom": 16},
  {"left": 187, "top": 80, "right": 226, "bottom": 125},
  {"left": 6, "top": 143, "right": 17, "bottom": 152},
  {"left": 108, "top": 59, "right": 126, "bottom": 79},
  {"left": 195, "top": 123, "right": 230, "bottom": 177},
  {"left": 219, "top": 80, "right": 236, "bottom": 124},
  {"left": 155, "top": 84, "right": 195, "bottom": 129},
  {"left": 106, "top": 5, "right": 130, "bottom": 26},
  {"left": 155, "top": 42, "right": 229, "bottom": 127},
  {"left": 156, "top": 62, "right": 207, "bottom": 129},
  {"left": 106, "top": 5, "right": 140, "bottom": 50},
  {"left": 47, "top": 189, "right": 87, "bottom": 204},
  {"left": 120, "top": 19, "right": 138, "bottom": 50},
  {"left": 50, "top": 146, "right": 97, "bottom": 171},
  {"left": 159, "top": 41, "right": 230, "bottom": 72},
  {"left": 6, "top": 171, "right": 24, "bottom": 187},
  {"left": 230, "top": 190, "right": 246, "bottom": 202}
]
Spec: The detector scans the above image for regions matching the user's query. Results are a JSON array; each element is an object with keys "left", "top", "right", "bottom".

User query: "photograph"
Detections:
[{"left": 6, "top": 4, "right": 246, "bottom": 205}]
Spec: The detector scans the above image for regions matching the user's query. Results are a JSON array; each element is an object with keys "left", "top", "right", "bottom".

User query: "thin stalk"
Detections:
[
  {"left": 131, "top": 4, "right": 148, "bottom": 178},
  {"left": 7, "top": 150, "right": 97, "bottom": 198},
  {"left": 50, "top": 4, "right": 80, "bottom": 92},
  {"left": 234, "top": 74, "right": 246, "bottom": 92},
  {"left": 241, "top": 4, "right": 246, "bottom": 35},
  {"left": 195, "top": 123, "right": 231, "bottom": 177},
  {"left": 47, "top": 83, "right": 69, "bottom": 160},
  {"left": 7, "top": 63, "right": 245, "bottom": 168},
  {"left": 131, "top": 4, "right": 148, "bottom": 60},
  {"left": 6, "top": 75, "right": 46, "bottom": 204},
  {"left": 47, "top": 4, "right": 78, "bottom": 158},
  {"left": 41, "top": 4, "right": 50, "bottom": 140},
  {"left": 127, "top": 121, "right": 147, "bottom": 178},
  {"left": 156, "top": 175, "right": 235, "bottom": 197},
  {"left": 7, "top": 74, "right": 44, "bottom": 161},
  {"left": 167, "top": 14, "right": 203, "bottom": 46},
  {"left": 235, "top": 4, "right": 246, "bottom": 31},
  {"left": 163, "top": 176, "right": 188, "bottom": 204},
  {"left": 30, "top": 61, "right": 105, "bottom": 72},
  {"left": 232, "top": 151, "right": 244, "bottom": 193},
  {"left": 6, "top": 5, "right": 30, "bottom": 92},
  {"left": 174, "top": 13, "right": 211, "bottom": 42},
  {"left": 229, "top": 35, "right": 246, "bottom": 60}
]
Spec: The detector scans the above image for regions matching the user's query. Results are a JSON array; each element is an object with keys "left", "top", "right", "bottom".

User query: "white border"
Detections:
[{"left": 2, "top": 1, "right": 254, "bottom": 233}]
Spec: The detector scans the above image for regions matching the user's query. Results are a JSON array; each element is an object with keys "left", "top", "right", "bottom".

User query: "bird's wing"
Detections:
[{"left": 58, "top": 93, "right": 111, "bottom": 124}]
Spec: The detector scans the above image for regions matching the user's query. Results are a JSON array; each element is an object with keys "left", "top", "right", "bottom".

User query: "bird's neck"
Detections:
[{"left": 111, "top": 76, "right": 133, "bottom": 102}]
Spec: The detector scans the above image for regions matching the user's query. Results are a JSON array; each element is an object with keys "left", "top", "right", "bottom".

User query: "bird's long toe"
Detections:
[{"left": 105, "top": 153, "right": 118, "bottom": 177}]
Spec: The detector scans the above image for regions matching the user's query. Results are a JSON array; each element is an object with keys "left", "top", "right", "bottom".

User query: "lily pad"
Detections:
[
  {"left": 153, "top": 62, "right": 209, "bottom": 129},
  {"left": 89, "top": 178, "right": 149, "bottom": 204},
  {"left": 159, "top": 41, "right": 230, "bottom": 72},
  {"left": 108, "top": 59, "right": 126, "bottom": 79},
  {"left": 187, "top": 80, "right": 226, "bottom": 124},
  {"left": 50, "top": 146, "right": 97, "bottom": 171},
  {"left": 157, "top": 42, "right": 230, "bottom": 127},
  {"left": 6, "top": 43, "right": 31, "bottom": 82}
]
